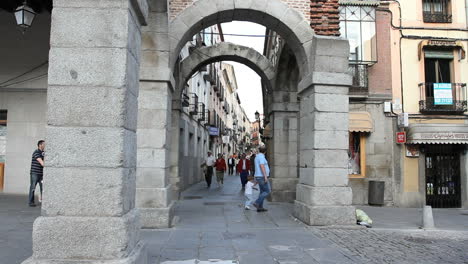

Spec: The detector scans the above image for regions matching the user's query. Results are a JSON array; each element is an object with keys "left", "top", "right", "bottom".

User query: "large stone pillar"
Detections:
[
  {"left": 269, "top": 108, "right": 299, "bottom": 202},
  {"left": 294, "top": 36, "right": 356, "bottom": 226},
  {"left": 24, "top": 1, "right": 148, "bottom": 263},
  {"left": 137, "top": 0, "right": 174, "bottom": 228}
]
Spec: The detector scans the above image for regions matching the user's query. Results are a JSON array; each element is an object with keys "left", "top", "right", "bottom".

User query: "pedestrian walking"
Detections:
[
  {"left": 236, "top": 153, "right": 251, "bottom": 189},
  {"left": 214, "top": 153, "right": 227, "bottom": 186},
  {"left": 228, "top": 155, "right": 236, "bottom": 175},
  {"left": 244, "top": 176, "right": 258, "bottom": 210},
  {"left": 249, "top": 150, "right": 256, "bottom": 176},
  {"left": 202, "top": 151, "right": 216, "bottom": 188},
  {"left": 29, "top": 140, "right": 45, "bottom": 207},
  {"left": 252, "top": 146, "right": 270, "bottom": 212}
]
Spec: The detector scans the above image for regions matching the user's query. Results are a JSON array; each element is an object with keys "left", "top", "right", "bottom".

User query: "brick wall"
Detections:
[
  {"left": 310, "top": 0, "right": 340, "bottom": 36},
  {"left": 169, "top": 0, "right": 312, "bottom": 21}
]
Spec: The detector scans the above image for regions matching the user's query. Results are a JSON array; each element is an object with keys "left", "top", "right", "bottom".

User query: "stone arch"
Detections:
[
  {"left": 169, "top": 0, "right": 314, "bottom": 80},
  {"left": 178, "top": 42, "right": 275, "bottom": 94}
]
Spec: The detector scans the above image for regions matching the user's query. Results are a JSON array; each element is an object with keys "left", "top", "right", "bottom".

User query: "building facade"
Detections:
[{"left": 387, "top": 0, "right": 468, "bottom": 208}]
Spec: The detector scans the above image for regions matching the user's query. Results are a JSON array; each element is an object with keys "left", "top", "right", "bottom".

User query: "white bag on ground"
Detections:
[{"left": 356, "top": 209, "right": 373, "bottom": 227}]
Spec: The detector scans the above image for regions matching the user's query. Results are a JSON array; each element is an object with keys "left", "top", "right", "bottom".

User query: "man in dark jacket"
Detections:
[{"left": 29, "top": 140, "right": 45, "bottom": 207}]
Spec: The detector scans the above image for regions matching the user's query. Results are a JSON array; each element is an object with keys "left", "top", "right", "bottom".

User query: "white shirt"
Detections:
[
  {"left": 245, "top": 181, "right": 255, "bottom": 195},
  {"left": 206, "top": 156, "right": 216, "bottom": 166},
  {"left": 242, "top": 159, "right": 246, "bottom": 170}
]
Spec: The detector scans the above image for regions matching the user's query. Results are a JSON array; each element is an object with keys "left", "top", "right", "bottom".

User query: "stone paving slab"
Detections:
[{"left": 2, "top": 174, "right": 468, "bottom": 264}]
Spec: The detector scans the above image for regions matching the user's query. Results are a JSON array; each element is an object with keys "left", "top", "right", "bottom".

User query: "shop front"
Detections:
[{"left": 406, "top": 123, "right": 468, "bottom": 208}]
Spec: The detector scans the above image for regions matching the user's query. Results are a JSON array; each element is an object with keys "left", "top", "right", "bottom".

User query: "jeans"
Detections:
[
  {"left": 254, "top": 177, "right": 270, "bottom": 208},
  {"left": 29, "top": 173, "right": 43, "bottom": 205},
  {"left": 245, "top": 193, "right": 254, "bottom": 207},
  {"left": 239, "top": 170, "right": 249, "bottom": 188}
]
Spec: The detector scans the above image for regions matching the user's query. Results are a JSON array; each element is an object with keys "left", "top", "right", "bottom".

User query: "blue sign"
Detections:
[
  {"left": 434, "top": 83, "right": 453, "bottom": 105},
  {"left": 208, "top": 126, "right": 219, "bottom": 136}
]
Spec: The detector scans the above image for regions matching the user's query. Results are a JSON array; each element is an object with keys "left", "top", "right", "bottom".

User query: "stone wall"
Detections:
[
  {"left": 349, "top": 102, "right": 395, "bottom": 206},
  {"left": 169, "top": 0, "right": 312, "bottom": 21}
]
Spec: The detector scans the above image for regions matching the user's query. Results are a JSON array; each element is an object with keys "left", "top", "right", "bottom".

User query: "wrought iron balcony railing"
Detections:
[
  {"left": 419, "top": 83, "right": 467, "bottom": 114},
  {"left": 423, "top": 12, "right": 452, "bottom": 23},
  {"left": 347, "top": 63, "right": 368, "bottom": 95}
]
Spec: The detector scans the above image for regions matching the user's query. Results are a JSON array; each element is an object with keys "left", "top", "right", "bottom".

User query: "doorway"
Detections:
[{"left": 425, "top": 145, "right": 462, "bottom": 208}]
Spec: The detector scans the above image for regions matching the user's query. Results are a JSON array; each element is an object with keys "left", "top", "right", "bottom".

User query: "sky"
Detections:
[{"left": 220, "top": 22, "right": 266, "bottom": 122}]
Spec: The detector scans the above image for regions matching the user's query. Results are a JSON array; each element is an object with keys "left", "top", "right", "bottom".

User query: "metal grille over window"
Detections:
[
  {"left": 423, "top": 0, "right": 452, "bottom": 23},
  {"left": 347, "top": 63, "right": 369, "bottom": 94}
]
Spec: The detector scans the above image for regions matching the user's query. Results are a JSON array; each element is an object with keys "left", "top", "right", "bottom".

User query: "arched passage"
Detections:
[
  {"left": 168, "top": 0, "right": 314, "bottom": 81},
  {"left": 179, "top": 42, "right": 275, "bottom": 93}
]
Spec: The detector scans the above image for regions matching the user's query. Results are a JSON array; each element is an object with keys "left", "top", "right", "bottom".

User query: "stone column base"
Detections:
[
  {"left": 23, "top": 241, "right": 147, "bottom": 264},
  {"left": 294, "top": 201, "right": 356, "bottom": 226},
  {"left": 270, "top": 178, "right": 298, "bottom": 202},
  {"left": 140, "top": 201, "right": 175, "bottom": 228}
]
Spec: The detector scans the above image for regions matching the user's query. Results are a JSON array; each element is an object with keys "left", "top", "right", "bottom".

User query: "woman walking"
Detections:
[
  {"left": 214, "top": 153, "right": 227, "bottom": 187},
  {"left": 236, "top": 153, "right": 251, "bottom": 189}
]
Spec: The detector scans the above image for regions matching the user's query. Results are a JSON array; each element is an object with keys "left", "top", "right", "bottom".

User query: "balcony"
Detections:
[
  {"left": 419, "top": 83, "right": 467, "bottom": 114},
  {"left": 189, "top": 93, "right": 199, "bottom": 116},
  {"left": 348, "top": 63, "right": 368, "bottom": 96}
]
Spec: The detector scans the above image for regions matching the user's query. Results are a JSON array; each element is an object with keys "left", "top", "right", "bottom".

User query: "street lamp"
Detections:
[
  {"left": 14, "top": 1, "right": 36, "bottom": 30},
  {"left": 254, "top": 111, "right": 260, "bottom": 121}
]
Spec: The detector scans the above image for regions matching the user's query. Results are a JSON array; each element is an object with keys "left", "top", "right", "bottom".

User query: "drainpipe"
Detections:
[{"left": 466, "top": 0, "right": 468, "bottom": 29}]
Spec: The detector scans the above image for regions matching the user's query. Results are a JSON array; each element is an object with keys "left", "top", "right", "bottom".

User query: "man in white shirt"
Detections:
[{"left": 203, "top": 151, "right": 216, "bottom": 188}]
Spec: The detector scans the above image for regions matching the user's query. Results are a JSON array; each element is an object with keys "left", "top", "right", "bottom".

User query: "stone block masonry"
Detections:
[
  {"left": 169, "top": 0, "right": 312, "bottom": 21},
  {"left": 23, "top": 0, "right": 149, "bottom": 263}
]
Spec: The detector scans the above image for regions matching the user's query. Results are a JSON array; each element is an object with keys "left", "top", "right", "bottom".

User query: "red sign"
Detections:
[{"left": 396, "top": 132, "right": 406, "bottom": 144}]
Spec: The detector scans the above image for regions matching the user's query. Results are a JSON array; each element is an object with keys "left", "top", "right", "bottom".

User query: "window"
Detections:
[
  {"left": 348, "top": 132, "right": 366, "bottom": 178},
  {"left": 339, "top": 5, "right": 377, "bottom": 63},
  {"left": 423, "top": 0, "right": 452, "bottom": 23}
]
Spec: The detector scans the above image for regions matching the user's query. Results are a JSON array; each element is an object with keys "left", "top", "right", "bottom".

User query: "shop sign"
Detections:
[
  {"left": 222, "top": 136, "right": 230, "bottom": 143},
  {"left": 396, "top": 132, "right": 406, "bottom": 144},
  {"left": 433, "top": 83, "right": 453, "bottom": 105},
  {"left": 208, "top": 126, "right": 219, "bottom": 136},
  {"left": 417, "top": 132, "right": 468, "bottom": 140}
]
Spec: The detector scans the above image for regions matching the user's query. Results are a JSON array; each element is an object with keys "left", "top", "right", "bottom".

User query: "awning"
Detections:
[
  {"left": 418, "top": 40, "right": 466, "bottom": 60},
  {"left": 339, "top": 0, "right": 380, "bottom": 6},
  {"left": 407, "top": 124, "right": 468, "bottom": 144},
  {"left": 349, "top": 111, "right": 373, "bottom": 132}
]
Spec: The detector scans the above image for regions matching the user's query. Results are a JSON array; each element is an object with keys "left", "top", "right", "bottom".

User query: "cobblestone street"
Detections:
[
  {"left": 311, "top": 228, "right": 468, "bottom": 264},
  {"left": 2, "top": 174, "right": 468, "bottom": 263}
]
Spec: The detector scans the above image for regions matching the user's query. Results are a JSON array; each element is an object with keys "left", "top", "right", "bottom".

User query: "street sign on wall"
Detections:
[
  {"left": 396, "top": 131, "right": 406, "bottom": 144},
  {"left": 208, "top": 126, "right": 219, "bottom": 136}
]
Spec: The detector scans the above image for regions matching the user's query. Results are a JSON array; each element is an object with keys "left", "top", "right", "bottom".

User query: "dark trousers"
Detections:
[
  {"left": 240, "top": 170, "right": 249, "bottom": 188},
  {"left": 205, "top": 166, "right": 213, "bottom": 187},
  {"left": 29, "top": 173, "right": 43, "bottom": 205},
  {"left": 228, "top": 165, "right": 234, "bottom": 175}
]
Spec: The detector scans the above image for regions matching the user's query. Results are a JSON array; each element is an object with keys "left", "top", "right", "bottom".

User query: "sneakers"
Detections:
[
  {"left": 252, "top": 203, "right": 259, "bottom": 209},
  {"left": 245, "top": 206, "right": 250, "bottom": 210},
  {"left": 257, "top": 208, "right": 268, "bottom": 212}
]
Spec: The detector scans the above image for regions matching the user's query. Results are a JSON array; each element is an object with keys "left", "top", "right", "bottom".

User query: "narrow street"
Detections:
[{"left": 143, "top": 173, "right": 355, "bottom": 264}]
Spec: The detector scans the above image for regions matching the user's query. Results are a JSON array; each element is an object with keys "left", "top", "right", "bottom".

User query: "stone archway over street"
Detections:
[{"left": 24, "top": 0, "right": 356, "bottom": 263}]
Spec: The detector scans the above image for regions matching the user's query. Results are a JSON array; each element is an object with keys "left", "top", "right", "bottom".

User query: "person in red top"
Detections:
[
  {"left": 236, "top": 153, "right": 251, "bottom": 189},
  {"left": 214, "top": 153, "right": 227, "bottom": 186}
]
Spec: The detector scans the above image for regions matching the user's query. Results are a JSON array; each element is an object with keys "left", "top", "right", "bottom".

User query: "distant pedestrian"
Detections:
[
  {"left": 29, "top": 140, "right": 45, "bottom": 207},
  {"left": 252, "top": 146, "right": 270, "bottom": 212},
  {"left": 202, "top": 151, "right": 216, "bottom": 188},
  {"left": 249, "top": 150, "right": 256, "bottom": 176},
  {"left": 236, "top": 153, "right": 251, "bottom": 189},
  {"left": 214, "top": 153, "right": 227, "bottom": 186},
  {"left": 228, "top": 155, "right": 236, "bottom": 175},
  {"left": 244, "top": 176, "right": 258, "bottom": 210}
]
